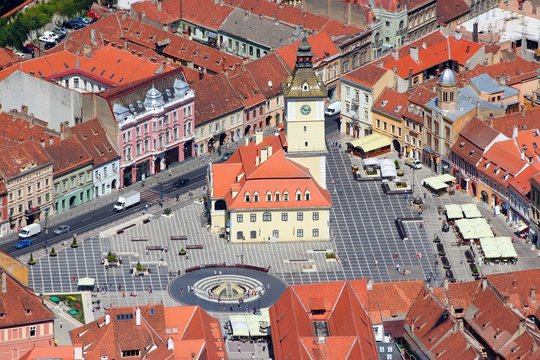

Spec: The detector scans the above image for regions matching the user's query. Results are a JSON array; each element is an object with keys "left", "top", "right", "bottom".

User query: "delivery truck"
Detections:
[
  {"left": 113, "top": 191, "right": 141, "bottom": 211},
  {"left": 18, "top": 223, "right": 41, "bottom": 239}
]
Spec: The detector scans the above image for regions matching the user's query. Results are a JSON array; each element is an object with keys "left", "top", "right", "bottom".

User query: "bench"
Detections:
[
  {"left": 185, "top": 244, "right": 204, "bottom": 250},
  {"left": 170, "top": 235, "right": 188, "bottom": 241},
  {"left": 131, "top": 237, "right": 148, "bottom": 242},
  {"left": 146, "top": 245, "right": 164, "bottom": 251}
]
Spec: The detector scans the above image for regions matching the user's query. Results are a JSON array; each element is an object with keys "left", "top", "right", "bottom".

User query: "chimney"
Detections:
[
  {"left": 513, "top": 125, "right": 519, "bottom": 139},
  {"left": 466, "top": 45, "right": 470, "bottom": 54},
  {"left": 408, "top": 67, "right": 413, "bottom": 89},
  {"left": 443, "top": 277, "right": 449, "bottom": 290},
  {"left": 49, "top": 136, "right": 54, "bottom": 145},
  {"left": 260, "top": 147, "right": 268, "bottom": 163},
  {"left": 518, "top": 320, "right": 527, "bottom": 335},
  {"left": 83, "top": 45, "right": 91, "bottom": 56},
  {"left": 136, "top": 307, "right": 141, "bottom": 326},
  {"left": 60, "top": 121, "right": 72, "bottom": 140},
  {"left": 255, "top": 129, "right": 263, "bottom": 145},
  {"left": 1, "top": 272, "right": 5, "bottom": 293},
  {"left": 244, "top": 136, "right": 250, "bottom": 146},
  {"left": 167, "top": 337, "right": 174, "bottom": 350},
  {"left": 481, "top": 277, "right": 488, "bottom": 290},
  {"left": 90, "top": 29, "right": 97, "bottom": 46},
  {"left": 367, "top": 279, "right": 373, "bottom": 290},
  {"left": 391, "top": 48, "right": 399, "bottom": 60},
  {"left": 267, "top": 145, "right": 273, "bottom": 157},
  {"left": 473, "top": 22, "right": 479, "bottom": 43},
  {"left": 73, "top": 344, "right": 84, "bottom": 360},
  {"left": 40, "top": 138, "right": 45, "bottom": 148},
  {"left": 105, "top": 314, "right": 110, "bottom": 325},
  {"left": 521, "top": 105, "right": 526, "bottom": 117},
  {"left": 531, "top": 285, "right": 536, "bottom": 303},
  {"left": 409, "top": 46, "right": 419, "bottom": 62},
  {"left": 198, "top": 67, "right": 204, "bottom": 81},
  {"left": 255, "top": 155, "right": 260, "bottom": 166},
  {"left": 157, "top": 0, "right": 162, "bottom": 12}
]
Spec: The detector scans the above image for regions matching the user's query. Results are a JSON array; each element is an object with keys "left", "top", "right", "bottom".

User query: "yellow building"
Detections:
[
  {"left": 208, "top": 38, "right": 332, "bottom": 242},
  {"left": 371, "top": 88, "right": 408, "bottom": 155}
]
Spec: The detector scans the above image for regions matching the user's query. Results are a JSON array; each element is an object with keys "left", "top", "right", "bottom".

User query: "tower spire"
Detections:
[{"left": 296, "top": 36, "right": 313, "bottom": 68}]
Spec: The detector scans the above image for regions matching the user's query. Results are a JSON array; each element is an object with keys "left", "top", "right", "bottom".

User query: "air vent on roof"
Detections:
[
  {"left": 119, "top": 77, "right": 124, "bottom": 83},
  {"left": 91, "top": 66, "right": 96, "bottom": 72},
  {"left": 469, "top": 150, "right": 475, "bottom": 156},
  {"left": 100, "top": 70, "right": 106, "bottom": 76},
  {"left": 116, "top": 313, "right": 134, "bottom": 320},
  {"left": 64, "top": 63, "right": 69, "bottom": 68},
  {"left": 523, "top": 144, "right": 527, "bottom": 151},
  {"left": 116, "top": 58, "right": 121, "bottom": 63},
  {"left": 534, "top": 143, "right": 537, "bottom": 149},
  {"left": 129, "top": 104, "right": 135, "bottom": 112},
  {"left": 38, "top": 71, "right": 44, "bottom": 78},
  {"left": 459, "top": 142, "right": 465, "bottom": 148},
  {"left": 109, "top": 74, "right": 115, "bottom": 80},
  {"left": 149, "top": 308, "right": 155, "bottom": 316},
  {"left": 381, "top": 100, "right": 388, "bottom": 107},
  {"left": 394, "top": 105, "right": 402, "bottom": 112}
]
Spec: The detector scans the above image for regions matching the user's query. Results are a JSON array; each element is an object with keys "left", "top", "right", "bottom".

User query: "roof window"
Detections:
[
  {"left": 244, "top": 192, "right": 250, "bottom": 202},
  {"left": 381, "top": 100, "right": 388, "bottom": 107}
]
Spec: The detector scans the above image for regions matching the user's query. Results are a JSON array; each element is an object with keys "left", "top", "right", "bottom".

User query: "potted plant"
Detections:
[
  {"left": 134, "top": 261, "right": 149, "bottom": 276},
  {"left": 433, "top": 235, "right": 441, "bottom": 243},
  {"left": 28, "top": 253, "right": 36, "bottom": 266},
  {"left": 107, "top": 251, "right": 118, "bottom": 263},
  {"left": 178, "top": 248, "right": 187, "bottom": 256},
  {"left": 71, "top": 235, "right": 78, "bottom": 248},
  {"left": 49, "top": 247, "right": 57, "bottom": 257},
  {"left": 325, "top": 252, "right": 337, "bottom": 262},
  {"left": 397, "top": 170, "right": 404, "bottom": 176},
  {"left": 394, "top": 160, "right": 400, "bottom": 169}
]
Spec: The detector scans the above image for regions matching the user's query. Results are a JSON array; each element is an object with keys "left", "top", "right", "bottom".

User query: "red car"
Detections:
[{"left": 86, "top": 11, "right": 102, "bottom": 19}]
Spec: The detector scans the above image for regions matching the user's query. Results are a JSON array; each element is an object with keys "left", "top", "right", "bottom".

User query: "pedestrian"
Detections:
[
  {"left": 59, "top": 321, "right": 63, "bottom": 328},
  {"left": 423, "top": 192, "right": 427, "bottom": 199},
  {"left": 180, "top": 288, "right": 184, "bottom": 296}
]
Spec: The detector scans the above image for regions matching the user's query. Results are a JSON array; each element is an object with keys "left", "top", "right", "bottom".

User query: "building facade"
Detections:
[
  {"left": 530, "top": 174, "right": 540, "bottom": 245},
  {"left": 406, "top": 0, "right": 437, "bottom": 41}
]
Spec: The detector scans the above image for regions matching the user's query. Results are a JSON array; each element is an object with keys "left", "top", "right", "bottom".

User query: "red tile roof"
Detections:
[
  {"left": 0, "top": 142, "right": 52, "bottom": 179},
  {"left": 71, "top": 119, "right": 119, "bottom": 166},
  {"left": 378, "top": 30, "right": 482, "bottom": 78},
  {"left": 191, "top": 73, "right": 243, "bottom": 125},
  {"left": 243, "top": 53, "right": 290, "bottom": 99},
  {"left": 269, "top": 281, "right": 378, "bottom": 360},
  {"left": 0, "top": 48, "right": 18, "bottom": 70},
  {"left": 20, "top": 346, "right": 77, "bottom": 360},
  {"left": 226, "top": 69, "right": 266, "bottom": 109},
  {"left": 487, "top": 270, "right": 540, "bottom": 318},
  {"left": 0, "top": 46, "right": 175, "bottom": 85},
  {"left": 367, "top": 280, "right": 423, "bottom": 324},
  {"left": 476, "top": 139, "right": 529, "bottom": 188},
  {"left": 341, "top": 63, "right": 391, "bottom": 88},
  {"left": 372, "top": 87, "right": 409, "bottom": 119},
  {"left": 276, "top": 32, "right": 339, "bottom": 71},
  {"left": 212, "top": 133, "right": 332, "bottom": 210},
  {"left": 491, "top": 108, "right": 540, "bottom": 138},
  {"left": 70, "top": 305, "right": 225, "bottom": 360},
  {"left": 509, "top": 164, "right": 540, "bottom": 197},
  {"left": 436, "top": 0, "right": 469, "bottom": 25},
  {"left": 45, "top": 136, "right": 93, "bottom": 176},
  {"left": 457, "top": 57, "right": 539, "bottom": 87},
  {"left": 451, "top": 117, "right": 501, "bottom": 165},
  {"left": 0, "top": 270, "right": 55, "bottom": 328},
  {"left": 132, "top": 0, "right": 239, "bottom": 29},
  {"left": 0, "top": 112, "right": 60, "bottom": 149}
]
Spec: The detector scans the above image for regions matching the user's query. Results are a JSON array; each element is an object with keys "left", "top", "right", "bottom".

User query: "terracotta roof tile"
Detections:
[
  {"left": 243, "top": 53, "right": 290, "bottom": 99},
  {"left": 0, "top": 142, "right": 52, "bottom": 179},
  {"left": 0, "top": 48, "right": 18, "bottom": 70},
  {"left": 227, "top": 70, "right": 266, "bottom": 109},
  {"left": 0, "top": 112, "right": 60, "bottom": 149},
  {"left": 487, "top": 270, "right": 540, "bottom": 317},
  {"left": 367, "top": 280, "right": 423, "bottom": 324},
  {"left": 436, "top": 0, "right": 469, "bottom": 25},
  {"left": 378, "top": 30, "right": 482, "bottom": 78},
  {"left": 191, "top": 73, "right": 243, "bottom": 125},
  {"left": 0, "top": 270, "right": 55, "bottom": 328},
  {"left": 491, "top": 108, "right": 540, "bottom": 138},
  {"left": 457, "top": 57, "right": 538, "bottom": 87},
  {"left": 45, "top": 136, "right": 93, "bottom": 176},
  {"left": 276, "top": 32, "right": 339, "bottom": 71},
  {"left": 20, "top": 346, "right": 77, "bottom": 360},
  {"left": 476, "top": 140, "right": 528, "bottom": 187},
  {"left": 372, "top": 87, "right": 409, "bottom": 118},
  {"left": 71, "top": 119, "right": 119, "bottom": 166},
  {"left": 341, "top": 63, "right": 391, "bottom": 88}
]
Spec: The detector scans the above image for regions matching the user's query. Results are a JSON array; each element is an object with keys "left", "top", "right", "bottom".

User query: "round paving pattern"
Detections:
[{"left": 168, "top": 266, "right": 287, "bottom": 312}]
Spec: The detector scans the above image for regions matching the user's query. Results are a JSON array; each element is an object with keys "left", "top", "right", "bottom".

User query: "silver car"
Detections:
[{"left": 53, "top": 225, "right": 71, "bottom": 235}]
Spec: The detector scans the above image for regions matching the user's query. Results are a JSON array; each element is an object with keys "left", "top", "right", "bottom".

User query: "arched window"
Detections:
[
  {"left": 253, "top": 192, "right": 259, "bottom": 202},
  {"left": 296, "top": 191, "right": 302, "bottom": 201},
  {"left": 263, "top": 212, "right": 272, "bottom": 222},
  {"left": 275, "top": 192, "right": 280, "bottom": 202},
  {"left": 244, "top": 192, "right": 250, "bottom": 202},
  {"left": 266, "top": 192, "right": 272, "bottom": 202},
  {"left": 305, "top": 191, "right": 311, "bottom": 201},
  {"left": 283, "top": 192, "right": 289, "bottom": 201}
]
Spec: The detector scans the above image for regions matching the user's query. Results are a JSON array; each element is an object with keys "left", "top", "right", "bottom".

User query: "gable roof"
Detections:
[
  {"left": 372, "top": 87, "right": 409, "bottom": 119},
  {"left": 71, "top": 119, "right": 119, "bottom": 166},
  {"left": 0, "top": 142, "right": 52, "bottom": 179},
  {"left": 436, "top": 0, "right": 469, "bottom": 25},
  {"left": 45, "top": 136, "right": 93, "bottom": 176},
  {"left": 367, "top": 280, "right": 424, "bottom": 324},
  {"left": 457, "top": 57, "right": 539, "bottom": 87},
  {"left": 378, "top": 30, "right": 482, "bottom": 78},
  {"left": 0, "top": 270, "right": 55, "bottom": 329},
  {"left": 242, "top": 53, "right": 290, "bottom": 98},
  {"left": 491, "top": 108, "right": 540, "bottom": 138},
  {"left": 341, "top": 63, "right": 391, "bottom": 89},
  {"left": 276, "top": 32, "right": 339, "bottom": 71},
  {"left": 191, "top": 73, "right": 243, "bottom": 125},
  {"left": 0, "top": 112, "right": 60, "bottom": 150}
]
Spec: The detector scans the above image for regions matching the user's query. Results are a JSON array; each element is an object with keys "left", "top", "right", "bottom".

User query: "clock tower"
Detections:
[{"left": 282, "top": 36, "right": 328, "bottom": 188}]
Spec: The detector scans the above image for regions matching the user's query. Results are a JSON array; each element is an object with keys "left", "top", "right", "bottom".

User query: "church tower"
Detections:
[
  {"left": 282, "top": 37, "right": 328, "bottom": 188},
  {"left": 437, "top": 68, "right": 457, "bottom": 111}
]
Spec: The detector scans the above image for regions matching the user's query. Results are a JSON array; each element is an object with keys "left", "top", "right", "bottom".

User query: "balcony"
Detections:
[
  {"left": 373, "top": 40, "right": 383, "bottom": 49},
  {"left": 396, "top": 27, "right": 407, "bottom": 36}
]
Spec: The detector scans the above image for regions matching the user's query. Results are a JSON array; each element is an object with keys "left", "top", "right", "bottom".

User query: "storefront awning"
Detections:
[
  {"left": 461, "top": 204, "right": 482, "bottom": 218},
  {"left": 455, "top": 218, "right": 494, "bottom": 239},
  {"left": 437, "top": 174, "right": 456, "bottom": 183},
  {"left": 358, "top": 133, "right": 391, "bottom": 153},
  {"left": 230, "top": 315, "right": 250, "bottom": 337},
  {"left": 480, "top": 237, "right": 518, "bottom": 259},
  {"left": 445, "top": 204, "right": 463, "bottom": 220},
  {"left": 423, "top": 177, "right": 449, "bottom": 191}
]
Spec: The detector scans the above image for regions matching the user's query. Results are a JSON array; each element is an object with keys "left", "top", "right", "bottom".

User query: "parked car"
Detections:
[
  {"left": 76, "top": 16, "right": 92, "bottom": 25},
  {"left": 15, "top": 51, "right": 26, "bottom": 57},
  {"left": 42, "top": 31, "right": 60, "bottom": 40},
  {"left": 87, "top": 11, "right": 102, "bottom": 20},
  {"left": 15, "top": 239, "right": 32, "bottom": 249},
  {"left": 173, "top": 178, "right": 190, "bottom": 188},
  {"left": 221, "top": 152, "right": 233, "bottom": 161},
  {"left": 38, "top": 35, "right": 56, "bottom": 44},
  {"left": 53, "top": 225, "right": 71, "bottom": 235},
  {"left": 52, "top": 27, "right": 67, "bottom": 36},
  {"left": 44, "top": 42, "right": 56, "bottom": 50},
  {"left": 62, "top": 20, "right": 84, "bottom": 29}
]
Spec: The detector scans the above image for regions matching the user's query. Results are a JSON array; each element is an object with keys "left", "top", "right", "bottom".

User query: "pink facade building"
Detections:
[
  {"left": 0, "top": 270, "right": 55, "bottom": 360},
  {"left": 99, "top": 69, "right": 195, "bottom": 187}
]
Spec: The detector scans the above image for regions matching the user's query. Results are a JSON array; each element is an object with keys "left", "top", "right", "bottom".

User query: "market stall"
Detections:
[
  {"left": 445, "top": 204, "right": 463, "bottom": 220},
  {"left": 455, "top": 218, "right": 494, "bottom": 240},
  {"left": 461, "top": 204, "right": 482, "bottom": 218},
  {"left": 479, "top": 237, "right": 518, "bottom": 262}
]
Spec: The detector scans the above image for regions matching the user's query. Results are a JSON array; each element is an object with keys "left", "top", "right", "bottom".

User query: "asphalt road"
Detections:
[{"left": 3, "top": 166, "right": 208, "bottom": 256}]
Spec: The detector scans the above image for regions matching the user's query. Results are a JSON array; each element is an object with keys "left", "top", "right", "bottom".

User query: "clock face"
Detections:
[{"left": 300, "top": 104, "right": 311, "bottom": 115}]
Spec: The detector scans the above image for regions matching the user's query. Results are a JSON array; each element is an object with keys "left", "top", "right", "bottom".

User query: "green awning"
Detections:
[
  {"left": 50, "top": 296, "right": 61, "bottom": 304},
  {"left": 67, "top": 309, "right": 79, "bottom": 315}
]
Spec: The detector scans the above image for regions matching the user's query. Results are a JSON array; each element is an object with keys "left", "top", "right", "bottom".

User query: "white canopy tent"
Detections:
[
  {"left": 445, "top": 204, "right": 463, "bottom": 220},
  {"left": 380, "top": 159, "right": 397, "bottom": 178},
  {"left": 230, "top": 315, "right": 250, "bottom": 337},
  {"left": 455, "top": 218, "right": 494, "bottom": 240},
  {"left": 77, "top": 277, "right": 95, "bottom": 287},
  {"left": 479, "top": 237, "right": 518, "bottom": 259},
  {"left": 230, "top": 309, "right": 270, "bottom": 338},
  {"left": 363, "top": 158, "right": 379, "bottom": 167},
  {"left": 461, "top": 204, "right": 482, "bottom": 218}
]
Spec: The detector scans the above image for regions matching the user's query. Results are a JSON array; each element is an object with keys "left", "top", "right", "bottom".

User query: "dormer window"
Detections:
[
  {"left": 253, "top": 192, "right": 259, "bottom": 202},
  {"left": 244, "top": 192, "right": 250, "bottom": 202},
  {"left": 275, "top": 192, "right": 280, "bottom": 201},
  {"left": 266, "top": 192, "right": 272, "bottom": 202},
  {"left": 283, "top": 192, "right": 289, "bottom": 201},
  {"left": 296, "top": 191, "right": 302, "bottom": 201},
  {"left": 302, "top": 82, "right": 309, "bottom": 91},
  {"left": 305, "top": 191, "right": 311, "bottom": 201}
]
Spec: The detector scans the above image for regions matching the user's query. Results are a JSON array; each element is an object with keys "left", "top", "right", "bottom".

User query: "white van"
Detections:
[
  {"left": 325, "top": 101, "right": 341, "bottom": 117},
  {"left": 19, "top": 223, "right": 41, "bottom": 239}
]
